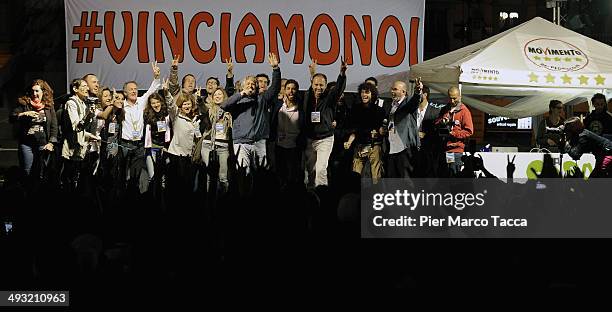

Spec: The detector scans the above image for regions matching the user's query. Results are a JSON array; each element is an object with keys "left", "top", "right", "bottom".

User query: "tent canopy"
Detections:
[{"left": 410, "top": 17, "right": 612, "bottom": 118}]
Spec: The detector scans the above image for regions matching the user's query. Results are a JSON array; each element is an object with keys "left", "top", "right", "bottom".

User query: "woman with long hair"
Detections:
[
  {"left": 143, "top": 92, "right": 171, "bottom": 187},
  {"left": 10, "top": 79, "right": 58, "bottom": 181},
  {"left": 343, "top": 82, "right": 386, "bottom": 184},
  {"left": 200, "top": 87, "right": 233, "bottom": 193}
]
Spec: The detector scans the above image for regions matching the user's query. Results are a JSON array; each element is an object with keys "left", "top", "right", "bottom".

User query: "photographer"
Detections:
[{"left": 434, "top": 86, "right": 474, "bottom": 177}]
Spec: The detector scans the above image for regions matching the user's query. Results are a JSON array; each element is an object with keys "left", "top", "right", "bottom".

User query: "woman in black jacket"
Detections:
[{"left": 10, "top": 79, "right": 58, "bottom": 179}]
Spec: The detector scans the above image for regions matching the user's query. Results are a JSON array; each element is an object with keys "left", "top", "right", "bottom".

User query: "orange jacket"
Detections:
[{"left": 435, "top": 103, "right": 474, "bottom": 153}]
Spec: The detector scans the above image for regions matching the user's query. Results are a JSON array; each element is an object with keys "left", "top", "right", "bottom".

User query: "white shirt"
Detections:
[
  {"left": 417, "top": 104, "right": 427, "bottom": 131},
  {"left": 167, "top": 105, "right": 200, "bottom": 157},
  {"left": 388, "top": 96, "right": 406, "bottom": 154},
  {"left": 277, "top": 102, "right": 300, "bottom": 149},
  {"left": 121, "top": 79, "right": 161, "bottom": 140}
]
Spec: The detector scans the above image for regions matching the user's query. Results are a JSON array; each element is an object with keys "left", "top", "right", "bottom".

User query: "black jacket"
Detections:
[
  {"left": 303, "top": 73, "right": 346, "bottom": 140},
  {"left": 568, "top": 129, "right": 612, "bottom": 160},
  {"left": 10, "top": 100, "right": 58, "bottom": 145},
  {"left": 383, "top": 93, "right": 421, "bottom": 151}
]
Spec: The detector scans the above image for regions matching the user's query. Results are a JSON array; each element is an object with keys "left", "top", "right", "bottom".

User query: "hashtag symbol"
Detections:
[{"left": 72, "top": 11, "right": 103, "bottom": 63}]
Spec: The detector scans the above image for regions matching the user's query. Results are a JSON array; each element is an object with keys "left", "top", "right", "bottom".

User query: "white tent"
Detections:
[{"left": 409, "top": 17, "right": 612, "bottom": 118}]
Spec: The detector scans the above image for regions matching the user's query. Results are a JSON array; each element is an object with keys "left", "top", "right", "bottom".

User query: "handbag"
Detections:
[{"left": 192, "top": 135, "right": 205, "bottom": 164}]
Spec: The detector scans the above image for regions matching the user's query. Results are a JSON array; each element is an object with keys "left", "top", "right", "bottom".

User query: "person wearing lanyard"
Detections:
[
  {"left": 143, "top": 93, "right": 171, "bottom": 189},
  {"left": 120, "top": 62, "right": 161, "bottom": 192},
  {"left": 303, "top": 57, "right": 348, "bottom": 188},
  {"left": 199, "top": 87, "right": 233, "bottom": 193},
  {"left": 434, "top": 86, "right": 474, "bottom": 177}
]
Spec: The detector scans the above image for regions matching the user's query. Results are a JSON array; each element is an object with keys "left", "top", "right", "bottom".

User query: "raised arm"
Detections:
[
  {"left": 138, "top": 61, "right": 162, "bottom": 110},
  {"left": 262, "top": 53, "right": 281, "bottom": 103},
  {"left": 221, "top": 92, "right": 243, "bottom": 111},
  {"left": 225, "top": 57, "right": 236, "bottom": 96},
  {"left": 168, "top": 54, "right": 181, "bottom": 96},
  {"left": 327, "top": 56, "right": 348, "bottom": 106}
]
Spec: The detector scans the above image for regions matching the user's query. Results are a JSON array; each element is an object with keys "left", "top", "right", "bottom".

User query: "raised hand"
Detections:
[
  {"left": 268, "top": 52, "right": 279, "bottom": 68},
  {"left": 195, "top": 86, "right": 202, "bottom": 98},
  {"left": 506, "top": 154, "right": 516, "bottom": 178},
  {"left": 151, "top": 61, "right": 161, "bottom": 79},
  {"left": 226, "top": 57, "right": 234, "bottom": 77},
  {"left": 414, "top": 77, "right": 423, "bottom": 94},
  {"left": 340, "top": 56, "right": 348, "bottom": 75},
  {"left": 162, "top": 78, "right": 170, "bottom": 92},
  {"left": 309, "top": 59, "right": 317, "bottom": 78},
  {"left": 171, "top": 54, "right": 180, "bottom": 67}
]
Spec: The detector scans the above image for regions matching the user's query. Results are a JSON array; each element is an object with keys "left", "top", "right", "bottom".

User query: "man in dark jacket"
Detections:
[
  {"left": 414, "top": 85, "right": 443, "bottom": 177},
  {"left": 221, "top": 53, "right": 281, "bottom": 173},
  {"left": 384, "top": 79, "right": 422, "bottom": 178},
  {"left": 303, "top": 57, "right": 347, "bottom": 187},
  {"left": 584, "top": 93, "right": 612, "bottom": 141}
]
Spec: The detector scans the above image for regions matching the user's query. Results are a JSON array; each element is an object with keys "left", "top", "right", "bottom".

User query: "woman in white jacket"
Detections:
[
  {"left": 61, "top": 78, "right": 100, "bottom": 189},
  {"left": 166, "top": 91, "right": 200, "bottom": 193}
]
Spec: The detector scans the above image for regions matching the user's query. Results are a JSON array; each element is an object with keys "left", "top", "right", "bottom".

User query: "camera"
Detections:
[{"left": 84, "top": 96, "right": 100, "bottom": 107}]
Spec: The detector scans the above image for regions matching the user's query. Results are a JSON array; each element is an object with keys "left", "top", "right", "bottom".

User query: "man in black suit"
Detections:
[{"left": 413, "top": 85, "right": 443, "bottom": 177}]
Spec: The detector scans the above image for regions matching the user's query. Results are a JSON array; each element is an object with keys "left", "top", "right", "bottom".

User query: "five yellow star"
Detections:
[
  {"left": 554, "top": 57, "right": 561, "bottom": 62},
  {"left": 575, "top": 58, "right": 582, "bottom": 62},
  {"left": 544, "top": 56, "right": 552, "bottom": 61},
  {"left": 545, "top": 73, "right": 555, "bottom": 83},
  {"left": 529, "top": 72, "right": 539, "bottom": 82},
  {"left": 488, "top": 76, "right": 493, "bottom": 80},
  {"left": 534, "top": 56, "right": 541, "bottom": 61},
  {"left": 561, "top": 74, "right": 572, "bottom": 84},
  {"left": 578, "top": 75, "right": 589, "bottom": 85},
  {"left": 564, "top": 57, "right": 572, "bottom": 62},
  {"left": 493, "top": 77, "right": 498, "bottom": 81},
  {"left": 594, "top": 75, "right": 606, "bottom": 85}
]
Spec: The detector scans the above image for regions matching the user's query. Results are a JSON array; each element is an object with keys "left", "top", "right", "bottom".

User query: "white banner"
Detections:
[
  {"left": 474, "top": 152, "right": 595, "bottom": 180},
  {"left": 65, "top": 0, "right": 424, "bottom": 92}
]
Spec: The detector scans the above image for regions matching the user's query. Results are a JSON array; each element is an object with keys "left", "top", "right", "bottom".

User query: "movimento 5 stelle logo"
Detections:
[{"left": 523, "top": 38, "right": 588, "bottom": 72}]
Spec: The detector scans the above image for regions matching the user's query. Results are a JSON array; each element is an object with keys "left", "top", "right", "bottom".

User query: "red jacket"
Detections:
[{"left": 435, "top": 103, "right": 474, "bottom": 153}]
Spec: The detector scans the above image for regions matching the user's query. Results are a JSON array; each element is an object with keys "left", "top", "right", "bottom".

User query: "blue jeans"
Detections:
[
  {"left": 19, "top": 143, "right": 45, "bottom": 177},
  {"left": 448, "top": 152, "right": 464, "bottom": 177}
]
